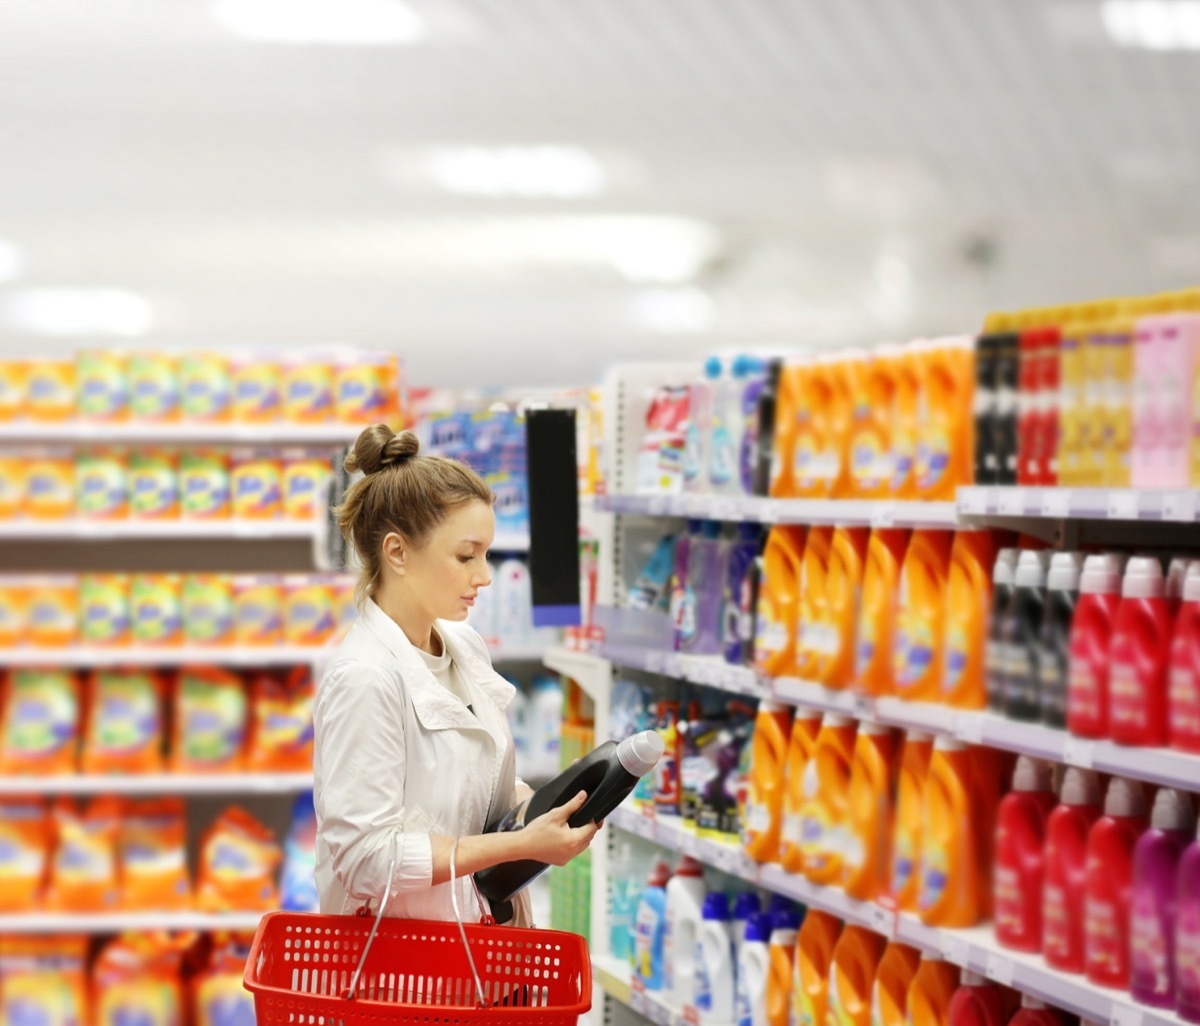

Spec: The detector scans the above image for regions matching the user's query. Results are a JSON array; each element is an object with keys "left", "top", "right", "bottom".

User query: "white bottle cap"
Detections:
[
  {"left": 1150, "top": 788, "right": 1196, "bottom": 833},
  {"left": 758, "top": 700, "right": 787, "bottom": 715},
  {"left": 1122, "top": 556, "right": 1165, "bottom": 599},
  {"left": 1184, "top": 561, "right": 1200, "bottom": 604},
  {"left": 961, "top": 970, "right": 985, "bottom": 986},
  {"left": 1080, "top": 553, "right": 1126, "bottom": 596},
  {"left": 1168, "top": 557, "right": 1190, "bottom": 600},
  {"left": 823, "top": 713, "right": 854, "bottom": 729},
  {"left": 1060, "top": 767, "right": 1101, "bottom": 807},
  {"left": 906, "top": 730, "right": 933, "bottom": 744},
  {"left": 1021, "top": 996, "right": 1047, "bottom": 1010},
  {"left": 1015, "top": 550, "right": 1051, "bottom": 589},
  {"left": 933, "top": 734, "right": 966, "bottom": 753},
  {"left": 1046, "top": 552, "right": 1084, "bottom": 592},
  {"left": 993, "top": 548, "right": 1019, "bottom": 587},
  {"left": 859, "top": 720, "right": 891, "bottom": 737},
  {"left": 617, "top": 730, "right": 666, "bottom": 777},
  {"left": 1012, "top": 755, "right": 1053, "bottom": 793},
  {"left": 1104, "top": 777, "right": 1147, "bottom": 819}
]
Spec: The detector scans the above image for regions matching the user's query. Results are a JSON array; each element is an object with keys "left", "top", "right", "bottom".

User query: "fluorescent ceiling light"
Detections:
[
  {"left": 628, "top": 288, "right": 716, "bottom": 335},
  {"left": 3, "top": 288, "right": 153, "bottom": 338},
  {"left": 0, "top": 240, "right": 25, "bottom": 283},
  {"left": 1101, "top": 0, "right": 1200, "bottom": 49},
  {"left": 212, "top": 0, "right": 426, "bottom": 45},
  {"left": 427, "top": 146, "right": 607, "bottom": 199}
]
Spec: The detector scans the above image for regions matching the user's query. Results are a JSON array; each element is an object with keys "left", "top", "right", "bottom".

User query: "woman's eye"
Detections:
[{"left": 458, "top": 555, "right": 473, "bottom": 563}]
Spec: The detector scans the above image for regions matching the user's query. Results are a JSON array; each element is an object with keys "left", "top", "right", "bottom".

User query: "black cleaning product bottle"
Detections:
[
  {"left": 1006, "top": 550, "right": 1051, "bottom": 722},
  {"left": 475, "top": 730, "right": 664, "bottom": 905},
  {"left": 986, "top": 548, "right": 1019, "bottom": 712},
  {"left": 974, "top": 332, "right": 999, "bottom": 484},
  {"left": 994, "top": 330, "right": 1020, "bottom": 485},
  {"left": 1039, "top": 551, "right": 1083, "bottom": 728}
]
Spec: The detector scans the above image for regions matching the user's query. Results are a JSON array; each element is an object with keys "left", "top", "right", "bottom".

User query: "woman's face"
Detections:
[{"left": 400, "top": 499, "right": 495, "bottom": 622}]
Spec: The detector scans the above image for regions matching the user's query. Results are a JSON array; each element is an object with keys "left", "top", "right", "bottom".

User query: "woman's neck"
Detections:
[{"left": 374, "top": 585, "right": 441, "bottom": 655}]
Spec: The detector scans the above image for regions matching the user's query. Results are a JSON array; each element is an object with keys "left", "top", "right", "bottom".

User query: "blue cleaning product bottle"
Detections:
[
  {"left": 709, "top": 357, "right": 743, "bottom": 496},
  {"left": 724, "top": 523, "right": 764, "bottom": 664},
  {"left": 611, "top": 840, "right": 652, "bottom": 965},
  {"left": 670, "top": 520, "right": 703, "bottom": 650},
  {"left": 684, "top": 520, "right": 728, "bottom": 656},
  {"left": 281, "top": 791, "right": 319, "bottom": 912},
  {"left": 686, "top": 365, "right": 715, "bottom": 494},
  {"left": 733, "top": 891, "right": 763, "bottom": 965},
  {"left": 636, "top": 859, "right": 674, "bottom": 990}
]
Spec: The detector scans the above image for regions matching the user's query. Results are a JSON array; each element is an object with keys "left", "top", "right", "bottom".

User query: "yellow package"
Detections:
[
  {"left": 130, "top": 574, "right": 183, "bottom": 645},
  {"left": 0, "top": 799, "right": 50, "bottom": 910},
  {"left": 76, "top": 349, "right": 129, "bottom": 421},
  {"left": 75, "top": 449, "right": 128, "bottom": 519},
  {"left": 230, "top": 349, "right": 282, "bottom": 422},
  {"left": 334, "top": 349, "right": 400, "bottom": 423},
  {"left": 45, "top": 797, "right": 120, "bottom": 911},
  {"left": 0, "top": 454, "right": 26, "bottom": 517},
  {"left": 0, "top": 575, "right": 26, "bottom": 646},
  {"left": 0, "top": 668, "right": 81, "bottom": 774},
  {"left": 128, "top": 351, "right": 180, "bottom": 421},
  {"left": 181, "top": 575, "right": 234, "bottom": 645},
  {"left": 281, "top": 449, "right": 331, "bottom": 520},
  {"left": 127, "top": 449, "right": 179, "bottom": 519},
  {"left": 26, "top": 575, "right": 78, "bottom": 647},
  {"left": 23, "top": 359, "right": 75, "bottom": 422},
  {"left": 119, "top": 798, "right": 190, "bottom": 911},
  {"left": 171, "top": 666, "right": 246, "bottom": 772},
  {"left": 197, "top": 805, "right": 281, "bottom": 912},
  {"left": 81, "top": 670, "right": 164, "bottom": 774},
  {"left": 282, "top": 351, "right": 334, "bottom": 422},
  {"left": 283, "top": 575, "right": 337, "bottom": 646},
  {"left": 0, "top": 935, "right": 88, "bottom": 1026},
  {"left": 24, "top": 449, "right": 74, "bottom": 519},
  {"left": 79, "top": 574, "right": 131, "bottom": 646},
  {"left": 229, "top": 448, "right": 282, "bottom": 519},
  {"left": 179, "top": 351, "right": 232, "bottom": 422},
  {"left": 232, "top": 574, "right": 283, "bottom": 646},
  {"left": 247, "top": 667, "right": 313, "bottom": 772},
  {"left": 0, "top": 358, "right": 27, "bottom": 420},
  {"left": 179, "top": 450, "right": 230, "bottom": 519}
]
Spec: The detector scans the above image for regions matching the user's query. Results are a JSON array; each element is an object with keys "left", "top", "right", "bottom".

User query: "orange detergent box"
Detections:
[
  {"left": 119, "top": 798, "right": 190, "bottom": 910},
  {"left": 130, "top": 574, "right": 183, "bottom": 645},
  {"left": 179, "top": 450, "right": 231, "bottom": 519},
  {"left": 75, "top": 449, "right": 128, "bottom": 519},
  {"left": 0, "top": 799, "right": 50, "bottom": 910},
  {"left": 179, "top": 351, "right": 232, "bottom": 422},
  {"left": 230, "top": 349, "right": 282, "bottom": 422},
  {"left": 23, "top": 359, "right": 75, "bottom": 422},
  {"left": 0, "top": 668, "right": 82, "bottom": 775},
  {"left": 0, "top": 453, "right": 25, "bottom": 518},
  {"left": 172, "top": 666, "right": 247, "bottom": 772},
  {"left": 335, "top": 349, "right": 400, "bottom": 423},
  {"left": 232, "top": 574, "right": 284, "bottom": 646},
  {"left": 282, "top": 351, "right": 335, "bottom": 422},
  {"left": 76, "top": 349, "right": 129, "bottom": 421},
  {"left": 246, "top": 667, "right": 314, "bottom": 771},
  {"left": 0, "top": 359, "right": 27, "bottom": 420},
  {"left": 81, "top": 670, "right": 165, "bottom": 774},
  {"left": 283, "top": 574, "right": 338, "bottom": 646},
  {"left": 281, "top": 448, "right": 332, "bottom": 519},
  {"left": 0, "top": 575, "right": 27, "bottom": 645},
  {"left": 45, "top": 797, "right": 120, "bottom": 911},
  {"left": 79, "top": 574, "right": 132, "bottom": 647},
  {"left": 24, "top": 449, "right": 74, "bottom": 519},
  {"left": 230, "top": 448, "right": 283, "bottom": 519},
  {"left": 197, "top": 806, "right": 281, "bottom": 911},
  {"left": 26, "top": 575, "right": 79, "bottom": 647},
  {"left": 128, "top": 350, "right": 181, "bottom": 421},
  {"left": 127, "top": 449, "right": 180, "bottom": 519},
  {"left": 182, "top": 574, "right": 234, "bottom": 646}
]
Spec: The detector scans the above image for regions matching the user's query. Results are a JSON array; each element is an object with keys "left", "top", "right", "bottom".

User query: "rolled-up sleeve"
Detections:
[{"left": 314, "top": 660, "right": 434, "bottom": 902}]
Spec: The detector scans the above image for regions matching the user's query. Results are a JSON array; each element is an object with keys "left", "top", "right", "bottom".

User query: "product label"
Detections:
[
  {"left": 1084, "top": 895, "right": 1124, "bottom": 979},
  {"left": 993, "top": 864, "right": 1027, "bottom": 939},
  {"left": 893, "top": 616, "right": 934, "bottom": 690},
  {"left": 892, "top": 832, "right": 916, "bottom": 896},
  {"left": 693, "top": 940, "right": 713, "bottom": 1012},
  {"left": 1109, "top": 659, "right": 1145, "bottom": 733},
  {"left": 1178, "top": 901, "right": 1200, "bottom": 1013},
  {"left": 711, "top": 426, "right": 735, "bottom": 487},
  {"left": 1130, "top": 890, "right": 1172, "bottom": 999},
  {"left": 943, "top": 622, "right": 968, "bottom": 692},
  {"left": 684, "top": 424, "right": 703, "bottom": 484},
  {"left": 796, "top": 988, "right": 818, "bottom": 1026},
  {"left": 799, "top": 621, "right": 839, "bottom": 659},
  {"left": 918, "top": 845, "right": 949, "bottom": 912},
  {"left": 1042, "top": 884, "right": 1070, "bottom": 961},
  {"left": 1066, "top": 657, "right": 1101, "bottom": 724},
  {"left": 793, "top": 436, "right": 818, "bottom": 491},
  {"left": 850, "top": 434, "right": 886, "bottom": 491},
  {"left": 635, "top": 900, "right": 661, "bottom": 983},
  {"left": 745, "top": 799, "right": 771, "bottom": 837},
  {"left": 915, "top": 430, "right": 950, "bottom": 490},
  {"left": 798, "top": 801, "right": 835, "bottom": 871},
  {"left": 1169, "top": 664, "right": 1200, "bottom": 740}
]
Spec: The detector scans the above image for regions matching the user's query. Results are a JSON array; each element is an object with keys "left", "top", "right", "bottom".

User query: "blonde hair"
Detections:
[{"left": 335, "top": 424, "right": 493, "bottom": 605}]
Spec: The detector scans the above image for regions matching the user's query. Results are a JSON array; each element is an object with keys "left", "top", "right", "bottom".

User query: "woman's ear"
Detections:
[{"left": 382, "top": 532, "right": 407, "bottom": 576}]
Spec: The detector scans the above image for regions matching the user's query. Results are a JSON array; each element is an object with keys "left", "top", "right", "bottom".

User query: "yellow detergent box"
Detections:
[
  {"left": 281, "top": 448, "right": 332, "bottom": 520},
  {"left": 283, "top": 575, "right": 337, "bottom": 646},
  {"left": 179, "top": 351, "right": 232, "bottom": 422},
  {"left": 0, "top": 454, "right": 26, "bottom": 518},
  {"left": 75, "top": 450, "right": 128, "bottom": 520},
  {"left": 130, "top": 574, "right": 183, "bottom": 645},
  {"left": 25, "top": 576, "right": 78, "bottom": 647},
  {"left": 229, "top": 448, "right": 282, "bottom": 520},
  {"left": 232, "top": 574, "right": 284, "bottom": 646},
  {"left": 79, "top": 574, "right": 131, "bottom": 647},
  {"left": 24, "top": 450, "right": 74, "bottom": 519},
  {"left": 128, "top": 351, "right": 180, "bottom": 421},
  {"left": 179, "top": 450, "right": 230, "bottom": 519},
  {"left": 127, "top": 449, "right": 179, "bottom": 519},
  {"left": 230, "top": 349, "right": 282, "bottom": 422},
  {"left": 182, "top": 574, "right": 234, "bottom": 645},
  {"left": 76, "top": 350, "right": 129, "bottom": 421},
  {"left": 0, "top": 359, "right": 27, "bottom": 420},
  {"left": 334, "top": 349, "right": 400, "bottom": 423},
  {"left": 23, "top": 359, "right": 75, "bottom": 422},
  {"left": 0, "top": 576, "right": 27, "bottom": 646},
  {"left": 282, "top": 351, "right": 334, "bottom": 423}
]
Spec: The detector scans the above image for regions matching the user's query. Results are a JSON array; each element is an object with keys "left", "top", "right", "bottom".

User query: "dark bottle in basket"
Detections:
[{"left": 475, "top": 730, "right": 664, "bottom": 905}]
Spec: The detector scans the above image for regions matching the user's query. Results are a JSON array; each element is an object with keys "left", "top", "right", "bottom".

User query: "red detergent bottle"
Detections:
[
  {"left": 1084, "top": 776, "right": 1149, "bottom": 989},
  {"left": 1007, "top": 995, "right": 1064, "bottom": 1026},
  {"left": 1169, "top": 560, "right": 1200, "bottom": 753},
  {"left": 1044, "top": 767, "right": 1103, "bottom": 974},
  {"left": 1066, "top": 554, "right": 1124, "bottom": 739},
  {"left": 946, "top": 970, "right": 1009, "bottom": 1026},
  {"left": 994, "top": 756, "right": 1058, "bottom": 953},
  {"left": 1110, "top": 556, "right": 1171, "bottom": 747}
]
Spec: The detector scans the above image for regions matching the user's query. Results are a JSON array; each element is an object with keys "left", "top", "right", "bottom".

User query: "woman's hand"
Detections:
[{"left": 520, "top": 790, "right": 600, "bottom": 866}]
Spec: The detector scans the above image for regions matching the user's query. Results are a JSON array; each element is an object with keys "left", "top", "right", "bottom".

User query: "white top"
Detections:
[
  {"left": 1015, "top": 550, "right": 1050, "bottom": 589},
  {"left": 415, "top": 626, "right": 473, "bottom": 709},
  {"left": 313, "top": 599, "right": 528, "bottom": 924},
  {"left": 1080, "top": 553, "right": 1125, "bottom": 596},
  {"left": 1122, "top": 556, "right": 1164, "bottom": 599}
]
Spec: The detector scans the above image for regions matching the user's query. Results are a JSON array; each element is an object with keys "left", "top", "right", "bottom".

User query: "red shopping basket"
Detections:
[{"left": 244, "top": 911, "right": 593, "bottom": 1025}]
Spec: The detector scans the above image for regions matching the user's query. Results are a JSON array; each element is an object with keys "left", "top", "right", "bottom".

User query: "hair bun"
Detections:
[{"left": 344, "top": 425, "right": 420, "bottom": 476}]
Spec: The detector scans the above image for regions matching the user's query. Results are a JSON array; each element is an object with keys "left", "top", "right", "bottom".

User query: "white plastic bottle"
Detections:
[
  {"left": 527, "top": 676, "right": 563, "bottom": 780},
  {"left": 708, "top": 357, "right": 744, "bottom": 496},
  {"left": 735, "top": 911, "right": 771, "bottom": 1026},
  {"left": 664, "top": 856, "right": 708, "bottom": 1008},
  {"left": 732, "top": 892, "right": 762, "bottom": 966},
  {"left": 467, "top": 559, "right": 500, "bottom": 643},
  {"left": 686, "top": 365, "right": 715, "bottom": 494},
  {"left": 695, "top": 892, "right": 736, "bottom": 1024},
  {"left": 496, "top": 557, "right": 533, "bottom": 647}
]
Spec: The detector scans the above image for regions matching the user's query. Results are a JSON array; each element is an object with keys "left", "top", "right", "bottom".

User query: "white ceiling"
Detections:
[{"left": 1, "top": 0, "right": 1198, "bottom": 387}]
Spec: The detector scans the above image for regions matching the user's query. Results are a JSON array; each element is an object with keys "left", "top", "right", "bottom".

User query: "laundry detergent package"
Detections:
[
  {"left": 119, "top": 798, "right": 190, "bottom": 911},
  {"left": 79, "top": 573, "right": 131, "bottom": 646},
  {"left": 0, "top": 575, "right": 26, "bottom": 646},
  {"left": 335, "top": 348, "right": 399, "bottom": 423},
  {"left": 195, "top": 932, "right": 257, "bottom": 1026},
  {"left": 45, "top": 797, "right": 120, "bottom": 912},
  {"left": 93, "top": 931, "right": 193, "bottom": 1026},
  {"left": 81, "top": 670, "right": 164, "bottom": 774},
  {"left": 629, "top": 534, "right": 679, "bottom": 613},
  {"left": 197, "top": 805, "right": 282, "bottom": 912},
  {"left": 281, "top": 791, "right": 319, "bottom": 912},
  {"left": 24, "top": 449, "right": 74, "bottom": 519},
  {"left": 24, "top": 358, "right": 75, "bottom": 422},
  {"left": 230, "top": 348, "right": 282, "bottom": 422},
  {"left": 179, "top": 351, "right": 232, "bottom": 421},
  {"left": 0, "top": 799, "right": 50, "bottom": 911},
  {"left": 75, "top": 449, "right": 128, "bottom": 519},
  {"left": 637, "top": 385, "right": 689, "bottom": 494},
  {"left": 695, "top": 710, "right": 755, "bottom": 839},
  {"left": 282, "top": 449, "right": 332, "bottom": 520},
  {"left": 232, "top": 573, "right": 284, "bottom": 646},
  {"left": 282, "top": 351, "right": 335, "bottom": 422},
  {"left": 130, "top": 574, "right": 183, "bottom": 645},
  {"left": 0, "top": 935, "right": 88, "bottom": 1026},
  {"left": 182, "top": 574, "right": 234, "bottom": 645},
  {"left": 247, "top": 667, "right": 314, "bottom": 772},
  {"left": 0, "top": 668, "right": 81, "bottom": 775},
  {"left": 128, "top": 350, "right": 181, "bottom": 421},
  {"left": 26, "top": 576, "right": 78, "bottom": 647},
  {"left": 127, "top": 449, "right": 179, "bottom": 519},
  {"left": 230, "top": 447, "right": 282, "bottom": 519},
  {"left": 76, "top": 349, "right": 129, "bottom": 421},
  {"left": 179, "top": 450, "right": 231, "bottom": 519},
  {"left": 283, "top": 574, "right": 337, "bottom": 646},
  {"left": 171, "top": 666, "right": 247, "bottom": 772}
]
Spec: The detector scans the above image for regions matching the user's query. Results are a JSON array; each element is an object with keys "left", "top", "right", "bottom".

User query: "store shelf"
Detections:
[
  {"left": 0, "top": 911, "right": 266, "bottom": 935},
  {"left": 595, "top": 494, "right": 958, "bottom": 529},
  {"left": 0, "top": 644, "right": 335, "bottom": 668},
  {"left": 0, "top": 771, "right": 312, "bottom": 797},
  {"left": 959, "top": 486, "right": 1200, "bottom": 523},
  {"left": 593, "top": 954, "right": 634, "bottom": 1013},
  {"left": 0, "top": 422, "right": 364, "bottom": 446},
  {"left": 0, "top": 518, "right": 321, "bottom": 540},
  {"left": 489, "top": 641, "right": 549, "bottom": 662}
]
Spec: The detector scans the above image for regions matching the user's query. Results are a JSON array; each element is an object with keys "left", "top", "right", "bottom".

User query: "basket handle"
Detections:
[
  {"left": 450, "top": 838, "right": 491, "bottom": 1009},
  {"left": 345, "top": 832, "right": 398, "bottom": 1001}
]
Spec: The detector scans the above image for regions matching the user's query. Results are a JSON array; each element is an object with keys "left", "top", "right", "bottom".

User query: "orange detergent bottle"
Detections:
[
  {"left": 892, "top": 530, "right": 955, "bottom": 701},
  {"left": 755, "top": 525, "right": 808, "bottom": 677},
  {"left": 913, "top": 337, "right": 976, "bottom": 498},
  {"left": 941, "top": 530, "right": 1003, "bottom": 709},
  {"left": 768, "top": 904, "right": 803, "bottom": 1026},
  {"left": 843, "top": 722, "right": 900, "bottom": 901},
  {"left": 820, "top": 526, "right": 871, "bottom": 689},
  {"left": 870, "top": 943, "right": 922, "bottom": 1026},
  {"left": 889, "top": 347, "right": 921, "bottom": 499},
  {"left": 826, "top": 352, "right": 860, "bottom": 498},
  {"left": 918, "top": 736, "right": 983, "bottom": 927},
  {"left": 891, "top": 731, "right": 935, "bottom": 911},
  {"left": 795, "top": 910, "right": 842, "bottom": 1026},
  {"left": 905, "top": 959, "right": 960, "bottom": 1026},
  {"left": 828, "top": 926, "right": 887, "bottom": 1026},
  {"left": 743, "top": 701, "right": 794, "bottom": 864},
  {"left": 792, "top": 356, "right": 832, "bottom": 498},
  {"left": 857, "top": 529, "right": 911, "bottom": 697},
  {"left": 798, "top": 714, "right": 857, "bottom": 886},
  {"left": 795, "top": 525, "right": 834, "bottom": 681},
  {"left": 771, "top": 358, "right": 809, "bottom": 499},
  {"left": 780, "top": 709, "right": 824, "bottom": 873},
  {"left": 848, "top": 348, "right": 898, "bottom": 499}
]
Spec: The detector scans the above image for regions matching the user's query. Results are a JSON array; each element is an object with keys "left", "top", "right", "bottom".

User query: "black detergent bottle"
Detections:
[
  {"left": 1006, "top": 550, "right": 1051, "bottom": 722},
  {"left": 475, "top": 730, "right": 664, "bottom": 905},
  {"left": 986, "top": 548, "right": 1019, "bottom": 712},
  {"left": 1039, "top": 551, "right": 1083, "bottom": 728}
]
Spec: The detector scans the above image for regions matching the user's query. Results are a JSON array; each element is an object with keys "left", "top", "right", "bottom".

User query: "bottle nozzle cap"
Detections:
[
  {"left": 1183, "top": 561, "right": 1200, "bottom": 603},
  {"left": 1015, "top": 550, "right": 1051, "bottom": 588},
  {"left": 1104, "top": 776, "right": 1147, "bottom": 818},
  {"left": 1122, "top": 556, "right": 1165, "bottom": 599},
  {"left": 1047, "top": 552, "right": 1084, "bottom": 591},
  {"left": 702, "top": 892, "right": 731, "bottom": 921},
  {"left": 993, "top": 548, "right": 1019, "bottom": 586},
  {"left": 617, "top": 730, "right": 665, "bottom": 777},
  {"left": 1012, "top": 755, "right": 1053, "bottom": 793},
  {"left": 1060, "top": 767, "right": 1102, "bottom": 807},
  {"left": 1080, "top": 553, "right": 1126, "bottom": 595},
  {"left": 1151, "top": 788, "right": 1196, "bottom": 832}
]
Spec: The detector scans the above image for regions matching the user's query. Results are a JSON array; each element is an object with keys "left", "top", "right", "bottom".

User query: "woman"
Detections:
[{"left": 313, "top": 424, "right": 598, "bottom": 926}]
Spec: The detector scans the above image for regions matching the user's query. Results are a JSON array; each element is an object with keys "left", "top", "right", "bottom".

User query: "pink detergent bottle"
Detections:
[
  {"left": 1066, "top": 554, "right": 1124, "bottom": 739},
  {"left": 1109, "top": 557, "right": 1171, "bottom": 747},
  {"left": 1131, "top": 788, "right": 1196, "bottom": 1007},
  {"left": 1169, "top": 561, "right": 1200, "bottom": 753},
  {"left": 1084, "top": 776, "right": 1149, "bottom": 989},
  {"left": 1044, "top": 768, "right": 1103, "bottom": 974},
  {"left": 994, "top": 756, "right": 1057, "bottom": 953},
  {"left": 1176, "top": 815, "right": 1200, "bottom": 1023}
]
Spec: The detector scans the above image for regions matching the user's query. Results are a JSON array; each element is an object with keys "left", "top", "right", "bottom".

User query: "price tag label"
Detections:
[
  {"left": 985, "top": 951, "right": 1014, "bottom": 986},
  {"left": 711, "top": 498, "right": 739, "bottom": 522},
  {"left": 1164, "top": 491, "right": 1198, "bottom": 522},
  {"left": 1108, "top": 491, "right": 1139, "bottom": 520},
  {"left": 959, "top": 489, "right": 988, "bottom": 516},
  {"left": 1063, "top": 736, "right": 1095, "bottom": 769},
  {"left": 954, "top": 713, "right": 985, "bottom": 745},
  {"left": 997, "top": 489, "right": 1026, "bottom": 516},
  {"left": 1111, "top": 1004, "right": 1143, "bottom": 1026},
  {"left": 647, "top": 496, "right": 669, "bottom": 516},
  {"left": 872, "top": 503, "right": 896, "bottom": 528},
  {"left": 868, "top": 903, "right": 897, "bottom": 941},
  {"left": 1041, "top": 490, "right": 1072, "bottom": 518},
  {"left": 852, "top": 694, "right": 875, "bottom": 721},
  {"left": 645, "top": 652, "right": 665, "bottom": 675},
  {"left": 940, "top": 934, "right": 969, "bottom": 967}
]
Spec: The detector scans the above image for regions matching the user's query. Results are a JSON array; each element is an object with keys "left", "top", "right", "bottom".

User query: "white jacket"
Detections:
[{"left": 313, "top": 598, "right": 529, "bottom": 924}]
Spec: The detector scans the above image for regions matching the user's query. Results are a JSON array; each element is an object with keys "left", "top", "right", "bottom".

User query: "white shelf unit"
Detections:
[
  {"left": 0, "top": 422, "right": 366, "bottom": 445},
  {"left": 0, "top": 644, "right": 335, "bottom": 668},
  {"left": 0, "top": 772, "right": 313, "bottom": 797},
  {"left": 596, "top": 493, "right": 958, "bottom": 529},
  {"left": 959, "top": 486, "right": 1200, "bottom": 523},
  {"left": 0, "top": 911, "right": 267, "bottom": 935},
  {"left": 0, "top": 519, "right": 323, "bottom": 540}
]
